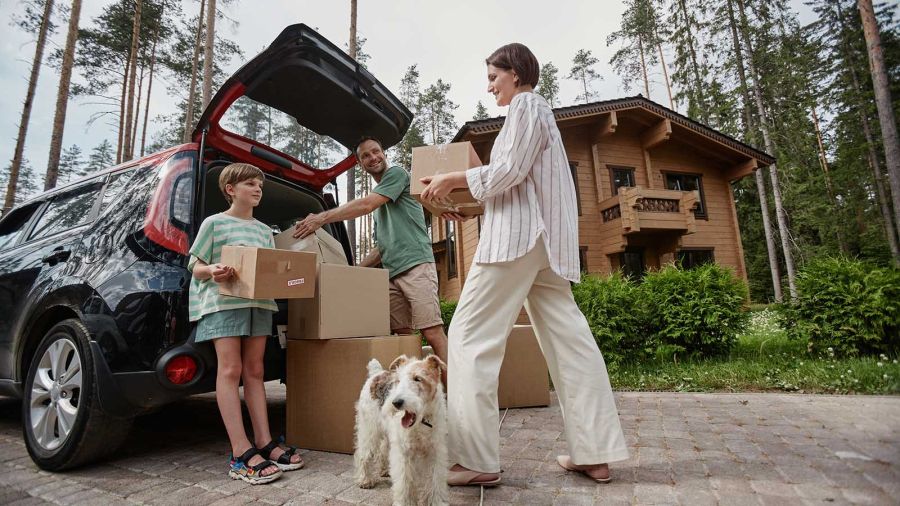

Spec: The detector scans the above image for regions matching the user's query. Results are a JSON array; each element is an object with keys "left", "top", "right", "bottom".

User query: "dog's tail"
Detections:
[{"left": 366, "top": 358, "right": 384, "bottom": 377}]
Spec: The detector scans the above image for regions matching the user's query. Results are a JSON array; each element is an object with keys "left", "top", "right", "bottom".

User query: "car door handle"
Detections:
[{"left": 41, "top": 248, "right": 71, "bottom": 264}]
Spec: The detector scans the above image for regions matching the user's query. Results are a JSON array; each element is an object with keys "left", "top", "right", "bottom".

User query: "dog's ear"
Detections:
[
  {"left": 389, "top": 355, "right": 409, "bottom": 371},
  {"left": 424, "top": 354, "right": 447, "bottom": 375},
  {"left": 369, "top": 371, "right": 395, "bottom": 402}
]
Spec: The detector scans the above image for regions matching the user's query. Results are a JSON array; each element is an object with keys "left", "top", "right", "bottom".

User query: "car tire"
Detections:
[{"left": 22, "top": 318, "right": 132, "bottom": 470}]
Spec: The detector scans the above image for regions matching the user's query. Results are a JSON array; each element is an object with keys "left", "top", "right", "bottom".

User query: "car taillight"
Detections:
[
  {"left": 144, "top": 154, "right": 194, "bottom": 255},
  {"left": 165, "top": 355, "right": 198, "bottom": 385}
]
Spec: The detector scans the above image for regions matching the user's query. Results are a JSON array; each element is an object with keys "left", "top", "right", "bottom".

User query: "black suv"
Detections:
[{"left": 0, "top": 24, "right": 411, "bottom": 470}]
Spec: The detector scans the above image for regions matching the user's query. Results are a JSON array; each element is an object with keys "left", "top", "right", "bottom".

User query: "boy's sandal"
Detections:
[
  {"left": 228, "top": 447, "right": 282, "bottom": 485},
  {"left": 556, "top": 455, "right": 611, "bottom": 483},
  {"left": 260, "top": 437, "right": 305, "bottom": 471}
]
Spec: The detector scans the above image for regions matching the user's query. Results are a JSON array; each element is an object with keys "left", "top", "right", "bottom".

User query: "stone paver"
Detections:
[{"left": 1, "top": 386, "right": 898, "bottom": 505}]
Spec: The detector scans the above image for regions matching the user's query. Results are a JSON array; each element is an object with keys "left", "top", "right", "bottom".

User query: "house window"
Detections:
[
  {"left": 423, "top": 210, "right": 433, "bottom": 241},
  {"left": 610, "top": 166, "right": 636, "bottom": 195},
  {"left": 579, "top": 246, "right": 588, "bottom": 273},
  {"left": 618, "top": 248, "right": 645, "bottom": 279},
  {"left": 446, "top": 220, "right": 457, "bottom": 279},
  {"left": 677, "top": 249, "right": 714, "bottom": 269},
  {"left": 569, "top": 162, "right": 582, "bottom": 216},
  {"left": 664, "top": 172, "right": 708, "bottom": 219}
]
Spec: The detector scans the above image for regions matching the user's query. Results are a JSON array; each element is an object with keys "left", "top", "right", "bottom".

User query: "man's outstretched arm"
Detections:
[{"left": 294, "top": 192, "right": 390, "bottom": 238}]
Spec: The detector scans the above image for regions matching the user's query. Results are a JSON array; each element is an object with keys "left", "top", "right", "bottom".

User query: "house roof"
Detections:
[{"left": 451, "top": 95, "right": 776, "bottom": 166}]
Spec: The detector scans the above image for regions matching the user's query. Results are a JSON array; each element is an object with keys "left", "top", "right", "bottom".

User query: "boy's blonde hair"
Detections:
[{"left": 219, "top": 163, "right": 265, "bottom": 204}]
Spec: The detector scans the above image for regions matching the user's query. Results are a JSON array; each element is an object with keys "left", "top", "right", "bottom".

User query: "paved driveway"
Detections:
[{"left": 1, "top": 385, "right": 898, "bottom": 505}]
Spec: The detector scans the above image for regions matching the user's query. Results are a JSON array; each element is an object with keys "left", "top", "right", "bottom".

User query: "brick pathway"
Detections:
[{"left": 1, "top": 386, "right": 898, "bottom": 505}]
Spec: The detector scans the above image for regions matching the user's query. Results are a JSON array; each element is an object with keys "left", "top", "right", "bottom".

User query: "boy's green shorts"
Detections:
[{"left": 195, "top": 308, "right": 274, "bottom": 342}]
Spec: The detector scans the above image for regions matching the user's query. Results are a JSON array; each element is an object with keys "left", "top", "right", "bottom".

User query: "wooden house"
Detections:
[{"left": 426, "top": 96, "right": 775, "bottom": 302}]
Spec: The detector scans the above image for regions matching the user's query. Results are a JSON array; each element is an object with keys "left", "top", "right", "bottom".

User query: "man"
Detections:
[{"left": 294, "top": 137, "right": 448, "bottom": 381}]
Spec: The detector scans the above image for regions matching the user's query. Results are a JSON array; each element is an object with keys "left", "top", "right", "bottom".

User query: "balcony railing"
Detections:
[{"left": 599, "top": 186, "right": 699, "bottom": 235}]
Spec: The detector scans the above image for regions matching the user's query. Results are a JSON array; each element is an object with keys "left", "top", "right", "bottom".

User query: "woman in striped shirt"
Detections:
[{"left": 420, "top": 43, "right": 629, "bottom": 486}]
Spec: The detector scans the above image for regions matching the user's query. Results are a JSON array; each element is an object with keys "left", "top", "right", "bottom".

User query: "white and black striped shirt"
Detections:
[{"left": 466, "top": 92, "right": 580, "bottom": 282}]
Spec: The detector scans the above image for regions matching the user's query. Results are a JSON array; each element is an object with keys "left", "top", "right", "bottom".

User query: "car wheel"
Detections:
[{"left": 22, "top": 318, "right": 131, "bottom": 470}]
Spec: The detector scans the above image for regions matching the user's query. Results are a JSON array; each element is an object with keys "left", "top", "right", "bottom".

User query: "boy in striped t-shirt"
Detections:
[{"left": 189, "top": 163, "right": 303, "bottom": 485}]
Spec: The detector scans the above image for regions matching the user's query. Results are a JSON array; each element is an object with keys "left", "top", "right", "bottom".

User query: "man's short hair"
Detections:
[
  {"left": 356, "top": 136, "right": 384, "bottom": 156},
  {"left": 219, "top": 162, "right": 264, "bottom": 204}
]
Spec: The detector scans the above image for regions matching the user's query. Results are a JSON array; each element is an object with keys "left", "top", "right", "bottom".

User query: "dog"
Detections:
[{"left": 354, "top": 354, "right": 449, "bottom": 506}]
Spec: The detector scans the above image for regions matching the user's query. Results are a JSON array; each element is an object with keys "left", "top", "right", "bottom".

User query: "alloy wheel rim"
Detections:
[{"left": 29, "top": 338, "right": 82, "bottom": 451}]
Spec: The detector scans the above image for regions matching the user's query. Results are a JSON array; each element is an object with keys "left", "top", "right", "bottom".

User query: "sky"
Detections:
[{"left": 0, "top": 0, "right": 819, "bottom": 197}]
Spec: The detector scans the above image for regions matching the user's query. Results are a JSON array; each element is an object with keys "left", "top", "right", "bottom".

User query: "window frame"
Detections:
[
  {"left": 0, "top": 201, "right": 45, "bottom": 253},
  {"left": 569, "top": 161, "right": 582, "bottom": 216},
  {"left": 663, "top": 170, "right": 708, "bottom": 220},
  {"left": 609, "top": 165, "right": 636, "bottom": 195},
  {"left": 446, "top": 219, "right": 457, "bottom": 279},
  {"left": 677, "top": 247, "right": 715, "bottom": 269}
]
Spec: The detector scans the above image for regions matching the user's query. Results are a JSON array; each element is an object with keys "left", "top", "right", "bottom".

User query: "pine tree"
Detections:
[
  {"left": 419, "top": 79, "right": 459, "bottom": 145},
  {"left": 58, "top": 144, "right": 86, "bottom": 184},
  {"left": 5, "top": 0, "right": 55, "bottom": 210},
  {"left": 1, "top": 160, "right": 40, "bottom": 207},
  {"left": 473, "top": 101, "right": 489, "bottom": 120},
  {"left": 607, "top": 0, "right": 661, "bottom": 98},
  {"left": 567, "top": 49, "right": 602, "bottom": 104},
  {"left": 45, "top": 0, "right": 84, "bottom": 189},
  {"left": 86, "top": 140, "right": 115, "bottom": 173},
  {"left": 391, "top": 64, "right": 426, "bottom": 170},
  {"left": 536, "top": 62, "right": 560, "bottom": 107}
]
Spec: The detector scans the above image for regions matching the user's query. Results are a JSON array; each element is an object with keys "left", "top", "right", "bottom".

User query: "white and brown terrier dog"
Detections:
[{"left": 354, "top": 354, "right": 449, "bottom": 506}]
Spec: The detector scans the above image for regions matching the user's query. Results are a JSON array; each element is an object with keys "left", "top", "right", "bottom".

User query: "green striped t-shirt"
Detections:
[{"left": 188, "top": 213, "right": 279, "bottom": 321}]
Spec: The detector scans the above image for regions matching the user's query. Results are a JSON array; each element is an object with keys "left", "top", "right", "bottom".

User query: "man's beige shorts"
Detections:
[{"left": 389, "top": 262, "right": 444, "bottom": 331}]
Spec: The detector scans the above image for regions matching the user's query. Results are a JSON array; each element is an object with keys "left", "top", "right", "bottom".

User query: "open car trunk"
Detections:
[{"left": 193, "top": 23, "right": 412, "bottom": 190}]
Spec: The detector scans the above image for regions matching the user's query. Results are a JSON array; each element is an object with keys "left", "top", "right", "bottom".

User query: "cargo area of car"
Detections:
[{"left": 199, "top": 160, "right": 345, "bottom": 244}]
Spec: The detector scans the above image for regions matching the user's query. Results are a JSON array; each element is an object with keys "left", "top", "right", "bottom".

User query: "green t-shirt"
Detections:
[
  {"left": 371, "top": 166, "right": 434, "bottom": 279},
  {"left": 188, "top": 213, "right": 279, "bottom": 321}
]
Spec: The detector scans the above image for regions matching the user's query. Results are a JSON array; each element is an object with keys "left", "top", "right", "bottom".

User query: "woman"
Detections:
[{"left": 420, "top": 43, "right": 629, "bottom": 486}]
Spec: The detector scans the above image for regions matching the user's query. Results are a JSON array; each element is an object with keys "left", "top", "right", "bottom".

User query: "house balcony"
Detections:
[{"left": 598, "top": 186, "right": 699, "bottom": 254}]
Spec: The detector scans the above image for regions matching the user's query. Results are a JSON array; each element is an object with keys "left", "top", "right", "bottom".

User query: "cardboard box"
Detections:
[
  {"left": 287, "top": 263, "right": 390, "bottom": 339},
  {"left": 411, "top": 142, "right": 484, "bottom": 217},
  {"left": 219, "top": 246, "right": 317, "bottom": 299},
  {"left": 273, "top": 229, "right": 349, "bottom": 265},
  {"left": 498, "top": 325, "right": 550, "bottom": 409},
  {"left": 286, "top": 335, "right": 423, "bottom": 454}
]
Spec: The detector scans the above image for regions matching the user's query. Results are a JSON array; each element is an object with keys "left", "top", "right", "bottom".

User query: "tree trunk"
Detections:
[
  {"left": 183, "top": 0, "right": 205, "bottom": 143},
  {"left": 122, "top": 0, "right": 142, "bottom": 163},
  {"left": 858, "top": 0, "right": 900, "bottom": 246},
  {"left": 638, "top": 34, "right": 650, "bottom": 98},
  {"left": 676, "top": 0, "right": 707, "bottom": 122},
  {"left": 656, "top": 39, "right": 674, "bottom": 109},
  {"left": 346, "top": 0, "right": 358, "bottom": 257},
  {"left": 116, "top": 56, "right": 130, "bottom": 164},
  {"left": 44, "top": 0, "right": 83, "bottom": 190},
  {"left": 130, "top": 58, "right": 145, "bottom": 157},
  {"left": 836, "top": 0, "right": 899, "bottom": 262},
  {"left": 202, "top": 0, "right": 216, "bottom": 109},
  {"left": 737, "top": 0, "right": 797, "bottom": 299},
  {"left": 4, "top": 0, "right": 54, "bottom": 209},
  {"left": 140, "top": 25, "right": 159, "bottom": 157},
  {"left": 811, "top": 105, "right": 848, "bottom": 252},
  {"left": 726, "top": 0, "right": 782, "bottom": 301}
]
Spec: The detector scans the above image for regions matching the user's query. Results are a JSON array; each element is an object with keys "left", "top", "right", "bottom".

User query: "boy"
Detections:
[{"left": 189, "top": 163, "right": 304, "bottom": 484}]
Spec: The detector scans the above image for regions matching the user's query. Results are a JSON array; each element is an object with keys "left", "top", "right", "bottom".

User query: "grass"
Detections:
[{"left": 607, "top": 308, "right": 900, "bottom": 395}]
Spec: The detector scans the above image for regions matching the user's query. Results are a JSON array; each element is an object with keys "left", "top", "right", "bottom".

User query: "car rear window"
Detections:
[
  {"left": 0, "top": 202, "right": 41, "bottom": 251},
  {"left": 221, "top": 96, "right": 345, "bottom": 170}
]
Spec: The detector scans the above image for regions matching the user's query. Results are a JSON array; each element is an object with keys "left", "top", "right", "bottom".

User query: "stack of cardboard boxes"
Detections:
[{"left": 275, "top": 230, "right": 422, "bottom": 454}]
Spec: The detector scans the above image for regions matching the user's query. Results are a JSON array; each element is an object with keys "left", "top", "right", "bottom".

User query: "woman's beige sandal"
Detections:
[{"left": 556, "top": 455, "right": 611, "bottom": 483}]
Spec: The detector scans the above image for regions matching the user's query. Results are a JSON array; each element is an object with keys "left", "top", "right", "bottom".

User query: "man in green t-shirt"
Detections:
[{"left": 294, "top": 137, "right": 448, "bottom": 381}]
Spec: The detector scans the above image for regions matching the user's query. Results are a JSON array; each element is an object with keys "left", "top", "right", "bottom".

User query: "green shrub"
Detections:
[
  {"left": 782, "top": 257, "right": 900, "bottom": 357},
  {"left": 641, "top": 263, "right": 749, "bottom": 357},
  {"left": 572, "top": 273, "right": 654, "bottom": 366},
  {"left": 440, "top": 299, "right": 458, "bottom": 329}
]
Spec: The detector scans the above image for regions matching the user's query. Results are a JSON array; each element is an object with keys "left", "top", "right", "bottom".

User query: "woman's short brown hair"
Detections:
[
  {"left": 485, "top": 43, "right": 540, "bottom": 88},
  {"left": 219, "top": 162, "right": 264, "bottom": 204}
]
